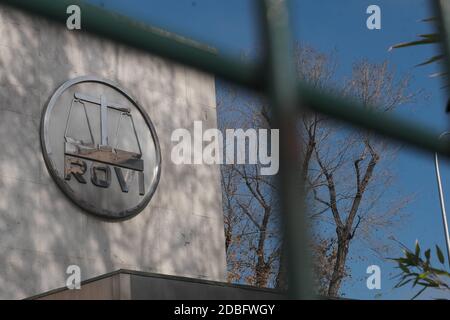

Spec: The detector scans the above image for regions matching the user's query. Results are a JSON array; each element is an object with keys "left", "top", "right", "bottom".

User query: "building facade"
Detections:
[{"left": 0, "top": 4, "right": 226, "bottom": 299}]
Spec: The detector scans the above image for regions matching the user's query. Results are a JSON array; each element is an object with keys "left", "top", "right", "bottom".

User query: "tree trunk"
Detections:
[
  {"left": 327, "top": 233, "right": 350, "bottom": 297},
  {"left": 255, "top": 230, "right": 269, "bottom": 287},
  {"left": 275, "top": 242, "right": 288, "bottom": 290},
  {"left": 224, "top": 221, "right": 232, "bottom": 253},
  {"left": 254, "top": 207, "right": 271, "bottom": 287}
]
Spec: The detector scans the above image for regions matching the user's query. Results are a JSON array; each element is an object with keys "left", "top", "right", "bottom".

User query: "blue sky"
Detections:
[{"left": 85, "top": 0, "right": 450, "bottom": 299}]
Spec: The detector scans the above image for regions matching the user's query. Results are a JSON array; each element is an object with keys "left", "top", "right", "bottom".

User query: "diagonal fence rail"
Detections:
[{"left": 2, "top": 0, "right": 449, "bottom": 299}]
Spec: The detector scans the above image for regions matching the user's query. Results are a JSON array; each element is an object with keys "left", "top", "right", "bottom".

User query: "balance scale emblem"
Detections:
[
  {"left": 64, "top": 92, "right": 145, "bottom": 195},
  {"left": 41, "top": 76, "right": 161, "bottom": 220}
]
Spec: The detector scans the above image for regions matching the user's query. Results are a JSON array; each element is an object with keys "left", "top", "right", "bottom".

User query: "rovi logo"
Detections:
[{"left": 40, "top": 76, "right": 161, "bottom": 220}]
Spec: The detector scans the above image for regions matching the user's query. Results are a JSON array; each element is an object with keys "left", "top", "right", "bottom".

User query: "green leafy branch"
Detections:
[
  {"left": 390, "top": 241, "right": 450, "bottom": 300},
  {"left": 389, "top": 17, "right": 447, "bottom": 79}
]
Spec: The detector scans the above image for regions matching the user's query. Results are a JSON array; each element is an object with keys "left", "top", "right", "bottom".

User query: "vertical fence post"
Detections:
[{"left": 259, "top": 0, "right": 312, "bottom": 299}]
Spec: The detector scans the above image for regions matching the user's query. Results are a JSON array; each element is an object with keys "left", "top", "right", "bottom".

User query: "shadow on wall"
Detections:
[{"left": 0, "top": 4, "right": 226, "bottom": 299}]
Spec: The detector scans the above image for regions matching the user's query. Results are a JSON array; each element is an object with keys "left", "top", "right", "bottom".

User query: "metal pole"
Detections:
[{"left": 434, "top": 131, "right": 450, "bottom": 266}]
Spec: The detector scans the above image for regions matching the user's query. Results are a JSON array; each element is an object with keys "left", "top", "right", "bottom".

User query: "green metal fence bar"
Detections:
[
  {"left": 299, "top": 83, "right": 449, "bottom": 154},
  {"left": 3, "top": 0, "right": 448, "bottom": 158},
  {"left": 260, "top": 0, "right": 312, "bottom": 299}
]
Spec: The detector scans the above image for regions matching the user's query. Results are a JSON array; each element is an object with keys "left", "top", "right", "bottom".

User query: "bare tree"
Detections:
[
  {"left": 218, "top": 75, "right": 282, "bottom": 287},
  {"left": 218, "top": 45, "right": 416, "bottom": 296},
  {"left": 307, "top": 60, "right": 415, "bottom": 296}
]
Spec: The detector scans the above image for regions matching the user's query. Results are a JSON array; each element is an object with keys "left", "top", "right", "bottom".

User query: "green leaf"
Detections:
[
  {"left": 422, "top": 278, "right": 440, "bottom": 287},
  {"left": 389, "top": 38, "right": 436, "bottom": 51},
  {"left": 415, "top": 54, "right": 445, "bottom": 67},
  {"left": 389, "top": 257, "right": 407, "bottom": 263},
  {"left": 411, "top": 287, "right": 427, "bottom": 300},
  {"left": 415, "top": 240, "right": 421, "bottom": 257},
  {"left": 417, "top": 33, "right": 440, "bottom": 41},
  {"left": 425, "top": 249, "right": 431, "bottom": 261},
  {"left": 417, "top": 281, "right": 439, "bottom": 287},
  {"left": 430, "top": 267, "right": 450, "bottom": 277},
  {"left": 429, "top": 72, "right": 448, "bottom": 78},
  {"left": 418, "top": 272, "right": 430, "bottom": 279},
  {"left": 405, "top": 251, "right": 417, "bottom": 266},
  {"left": 436, "top": 245, "right": 445, "bottom": 264},
  {"left": 395, "top": 278, "right": 413, "bottom": 288},
  {"left": 399, "top": 263, "right": 410, "bottom": 273},
  {"left": 420, "top": 17, "right": 438, "bottom": 23}
]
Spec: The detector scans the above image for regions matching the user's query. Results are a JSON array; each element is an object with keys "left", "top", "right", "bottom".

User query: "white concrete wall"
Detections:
[{"left": 0, "top": 5, "right": 226, "bottom": 299}]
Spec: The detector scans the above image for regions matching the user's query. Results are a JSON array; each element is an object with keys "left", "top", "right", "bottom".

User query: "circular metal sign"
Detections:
[{"left": 41, "top": 76, "right": 161, "bottom": 220}]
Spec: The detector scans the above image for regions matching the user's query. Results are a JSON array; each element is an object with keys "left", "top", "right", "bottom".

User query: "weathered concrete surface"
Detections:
[{"left": 0, "top": 5, "right": 226, "bottom": 299}]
